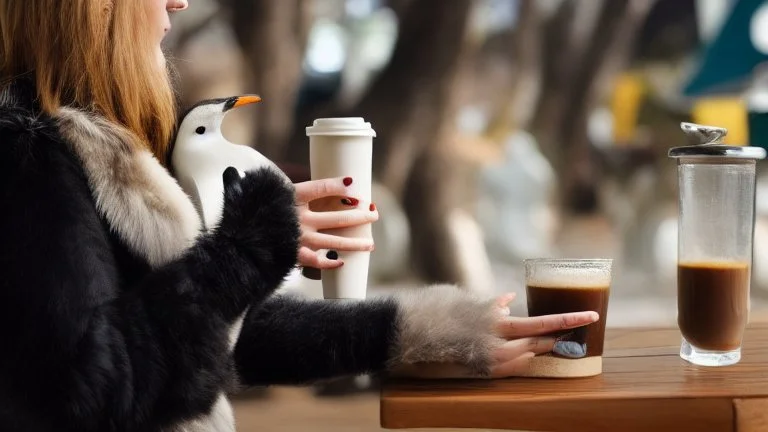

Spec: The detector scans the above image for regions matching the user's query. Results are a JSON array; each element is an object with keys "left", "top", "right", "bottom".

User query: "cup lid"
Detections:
[
  {"left": 668, "top": 122, "right": 766, "bottom": 160},
  {"left": 306, "top": 117, "right": 377, "bottom": 137}
]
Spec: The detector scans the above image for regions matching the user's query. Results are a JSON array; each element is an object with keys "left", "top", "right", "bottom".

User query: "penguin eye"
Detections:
[{"left": 195, "top": 126, "right": 206, "bottom": 135}]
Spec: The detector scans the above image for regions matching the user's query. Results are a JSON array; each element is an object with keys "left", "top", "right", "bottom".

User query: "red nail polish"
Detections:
[
  {"left": 343, "top": 177, "right": 353, "bottom": 186},
  {"left": 369, "top": 203, "right": 376, "bottom": 212},
  {"left": 341, "top": 198, "right": 359, "bottom": 206}
]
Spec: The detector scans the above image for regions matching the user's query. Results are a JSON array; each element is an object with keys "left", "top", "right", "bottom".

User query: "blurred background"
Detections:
[{"left": 165, "top": 0, "right": 768, "bottom": 430}]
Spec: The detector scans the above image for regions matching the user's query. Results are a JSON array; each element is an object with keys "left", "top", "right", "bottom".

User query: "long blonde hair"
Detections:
[{"left": 0, "top": 0, "right": 177, "bottom": 162}]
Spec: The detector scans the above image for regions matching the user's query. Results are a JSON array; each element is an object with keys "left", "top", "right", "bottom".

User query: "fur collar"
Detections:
[
  {"left": 55, "top": 108, "right": 202, "bottom": 268},
  {"left": 0, "top": 79, "right": 203, "bottom": 267}
]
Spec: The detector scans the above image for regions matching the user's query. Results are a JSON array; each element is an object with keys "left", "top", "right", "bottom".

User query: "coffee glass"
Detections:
[
  {"left": 306, "top": 118, "right": 375, "bottom": 300},
  {"left": 523, "top": 258, "right": 612, "bottom": 378},
  {"left": 669, "top": 122, "right": 766, "bottom": 366}
]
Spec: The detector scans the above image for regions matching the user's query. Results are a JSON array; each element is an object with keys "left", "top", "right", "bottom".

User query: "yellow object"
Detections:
[
  {"left": 691, "top": 98, "right": 748, "bottom": 145},
  {"left": 611, "top": 72, "right": 646, "bottom": 144}
]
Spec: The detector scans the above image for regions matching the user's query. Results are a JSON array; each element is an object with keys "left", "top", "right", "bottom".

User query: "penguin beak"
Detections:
[{"left": 223, "top": 95, "right": 262, "bottom": 112}]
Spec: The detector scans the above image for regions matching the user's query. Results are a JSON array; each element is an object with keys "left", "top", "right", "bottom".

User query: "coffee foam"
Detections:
[
  {"left": 526, "top": 266, "right": 611, "bottom": 289},
  {"left": 521, "top": 355, "right": 602, "bottom": 378}
]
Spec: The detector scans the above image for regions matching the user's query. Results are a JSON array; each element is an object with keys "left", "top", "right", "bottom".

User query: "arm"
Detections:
[
  {"left": 233, "top": 285, "right": 503, "bottom": 386},
  {"left": 0, "top": 130, "right": 299, "bottom": 431}
]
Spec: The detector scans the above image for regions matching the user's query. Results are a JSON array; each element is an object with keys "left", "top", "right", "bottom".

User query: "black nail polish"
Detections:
[{"left": 326, "top": 250, "right": 339, "bottom": 260}]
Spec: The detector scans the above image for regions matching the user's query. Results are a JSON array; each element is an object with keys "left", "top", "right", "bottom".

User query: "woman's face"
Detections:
[{"left": 151, "top": 0, "right": 189, "bottom": 65}]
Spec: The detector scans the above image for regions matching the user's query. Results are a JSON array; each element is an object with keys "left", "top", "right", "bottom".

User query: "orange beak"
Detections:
[{"left": 233, "top": 95, "right": 262, "bottom": 108}]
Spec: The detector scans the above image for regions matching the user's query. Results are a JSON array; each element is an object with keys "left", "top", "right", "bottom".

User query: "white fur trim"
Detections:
[
  {"left": 389, "top": 284, "right": 503, "bottom": 377},
  {"left": 56, "top": 108, "right": 202, "bottom": 268},
  {"left": 166, "top": 394, "right": 236, "bottom": 432}
]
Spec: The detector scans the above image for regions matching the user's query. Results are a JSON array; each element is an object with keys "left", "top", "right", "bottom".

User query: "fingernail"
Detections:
[
  {"left": 369, "top": 203, "right": 376, "bottom": 211},
  {"left": 497, "top": 307, "right": 510, "bottom": 317},
  {"left": 343, "top": 177, "right": 353, "bottom": 186},
  {"left": 341, "top": 198, "right": 359, "bottom": 206},
  {"left": 326, "top": 250, "right": 339, "bottom": 260},
  {"left": 553, "top": 341, "right": 587, "bottom": 359}
]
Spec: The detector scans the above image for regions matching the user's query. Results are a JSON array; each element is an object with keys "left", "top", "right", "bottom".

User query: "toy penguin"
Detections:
[{"left": 171, "top": 95, "right": 288, "bottom": 231}]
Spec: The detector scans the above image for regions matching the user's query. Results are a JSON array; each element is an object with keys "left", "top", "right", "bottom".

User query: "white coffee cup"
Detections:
[{"left": 306, "top": 118, "right": 376, "bottom": 299}]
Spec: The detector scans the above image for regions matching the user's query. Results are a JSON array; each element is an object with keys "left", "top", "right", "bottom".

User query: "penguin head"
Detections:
[{"left": 175, "top": 95, "right": 261, "bottom": 149}]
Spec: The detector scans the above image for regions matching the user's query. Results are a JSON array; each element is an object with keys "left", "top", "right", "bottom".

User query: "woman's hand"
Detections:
[
  {"left": 388, "top": 291, "right": 600, "bottom": 380},
  {"left": 294, "top": 177, "right": 379, "bottom": 270},
  {"left": 489, "top": 293, "right": 600, "bottom": 377}
]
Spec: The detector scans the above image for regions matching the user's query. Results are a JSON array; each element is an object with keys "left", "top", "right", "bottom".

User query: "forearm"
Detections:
[
  {"left": 233, "top": 295, "right": 397, "bottom": 385},
  {"left": 234, "top": 285, "right": 504, "bottom": 386}
]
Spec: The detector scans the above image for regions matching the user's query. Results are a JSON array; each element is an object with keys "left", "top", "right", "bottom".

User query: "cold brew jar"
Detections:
[{"left": 669, "top": 122, "right": 766, "bottom": 366}]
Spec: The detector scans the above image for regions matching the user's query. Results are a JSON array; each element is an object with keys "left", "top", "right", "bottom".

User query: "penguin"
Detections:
[{"left": 171, "top": 95, "right": 288, "bottom": 231}]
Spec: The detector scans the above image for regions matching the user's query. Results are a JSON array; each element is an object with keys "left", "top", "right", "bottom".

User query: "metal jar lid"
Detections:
[{"left": 668, "top": 122, "right": 767, "bottom": 160}]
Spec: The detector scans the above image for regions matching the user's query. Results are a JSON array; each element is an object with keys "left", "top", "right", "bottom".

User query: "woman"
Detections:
[{"left": 0, "top": 1, "right": 599, "bottom": 431}]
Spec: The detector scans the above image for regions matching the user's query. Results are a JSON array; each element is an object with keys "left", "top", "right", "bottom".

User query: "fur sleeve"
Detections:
[
  {"left": 387, "top": 285, "right": 503, "bottom": 376},
  {"left": 233, "top": 285, "right": 503, "bottom": 386},
  {"left": 0, "top": 121, "right": 298, "bottom": 431}
]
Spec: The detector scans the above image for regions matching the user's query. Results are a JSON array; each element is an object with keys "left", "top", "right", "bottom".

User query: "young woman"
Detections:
[{"left": 0, "top": 1, "right": 599, "bottom": 431}]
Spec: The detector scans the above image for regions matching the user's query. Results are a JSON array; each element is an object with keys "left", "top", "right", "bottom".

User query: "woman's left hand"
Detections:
[
  {"left": 489, "top": 293, "right": 600, "bottom": 377},
  {"left": 293, "top": 177, "right": 379, "bottom": 270},
  {"left": 389, "top": 292, "right": 600, "bottom": 380}
]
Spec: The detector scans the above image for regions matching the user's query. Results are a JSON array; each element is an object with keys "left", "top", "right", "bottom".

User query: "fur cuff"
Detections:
[{"left": 388, "top": 284, "right": 503, "bottom": 377}]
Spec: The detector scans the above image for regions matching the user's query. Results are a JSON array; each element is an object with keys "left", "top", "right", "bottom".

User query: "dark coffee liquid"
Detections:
[
  {"left": 526, "top": 285, "right": 610, "bottom": 358},
  {"left": 678, "top": 262, "right": 750, "bottom": 351}
]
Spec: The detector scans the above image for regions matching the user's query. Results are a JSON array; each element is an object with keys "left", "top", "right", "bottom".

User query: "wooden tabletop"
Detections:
[{"left": 381, "top": 324, "right": 768, "bottom": 432}]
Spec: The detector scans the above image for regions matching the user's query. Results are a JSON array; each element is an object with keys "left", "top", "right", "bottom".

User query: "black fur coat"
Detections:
[{"left": 0, "top": 81, "right": 503, "bottom": 431}]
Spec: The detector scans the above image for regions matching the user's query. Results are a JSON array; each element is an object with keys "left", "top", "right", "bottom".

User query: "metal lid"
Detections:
[{"left": 668, "top": 122, "right": 766, "bottom": 160}]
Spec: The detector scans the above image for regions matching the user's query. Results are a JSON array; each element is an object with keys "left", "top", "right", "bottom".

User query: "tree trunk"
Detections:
[
  {"left": 220, "top": 0, "right": 312, "bottom": 161},
  {"left": 345, "top": 0, "right": 475, "bottom": 283},
  {"left": 529, "top": 0, "right": 656, "bottom": 214},
  {"left": 483, "top": 0, "right": 544, "bottom": 142},
  {"left": 557, "top": 0, "right": 657, "bottom": 213},
  {"left": 386, "top": 0, "right": 414, "bottom": 19},
  {"left": 352, "top": 0, "right": 475, "bottom": 196}
]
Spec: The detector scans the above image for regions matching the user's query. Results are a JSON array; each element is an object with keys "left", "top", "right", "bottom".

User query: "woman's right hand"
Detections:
[{"left": 293, "top": 176, "right": 379, "bottom": 270}]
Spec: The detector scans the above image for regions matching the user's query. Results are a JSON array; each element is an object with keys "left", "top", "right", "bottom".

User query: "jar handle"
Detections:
[{"left": 680, "top": 122, "right": 727, "bottom": 146}]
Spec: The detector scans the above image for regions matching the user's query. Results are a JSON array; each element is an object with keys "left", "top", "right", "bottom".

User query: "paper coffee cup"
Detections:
[{"left": 306, "top": 118, "right": 376, "bottom": 299}]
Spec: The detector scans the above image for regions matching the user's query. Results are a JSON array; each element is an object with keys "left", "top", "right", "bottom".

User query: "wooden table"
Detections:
[{"left": 381, "top": 325, "right": 768, "bottom": 431}]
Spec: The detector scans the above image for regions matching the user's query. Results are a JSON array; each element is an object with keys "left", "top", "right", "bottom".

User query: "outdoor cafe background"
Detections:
[{"left": 164, "top": 0, "right": 768, "bottom": 409}]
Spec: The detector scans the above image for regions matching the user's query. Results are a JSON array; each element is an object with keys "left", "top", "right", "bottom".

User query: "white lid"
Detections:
[{"left": 306, "top": 117, "right": 377, "bottom": 137}]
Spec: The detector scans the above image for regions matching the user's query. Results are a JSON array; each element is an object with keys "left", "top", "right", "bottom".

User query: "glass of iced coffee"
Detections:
[
  {"left": 669, "top": 122, "right": 766, "bottom": 366},
  {"left": 523, "top": 258, "right": 612, "bottom": 378}
]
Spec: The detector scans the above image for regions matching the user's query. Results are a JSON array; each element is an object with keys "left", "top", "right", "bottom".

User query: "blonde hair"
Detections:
[{"left": 0, "top": 0, "right": 177, "bottom": 162}]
